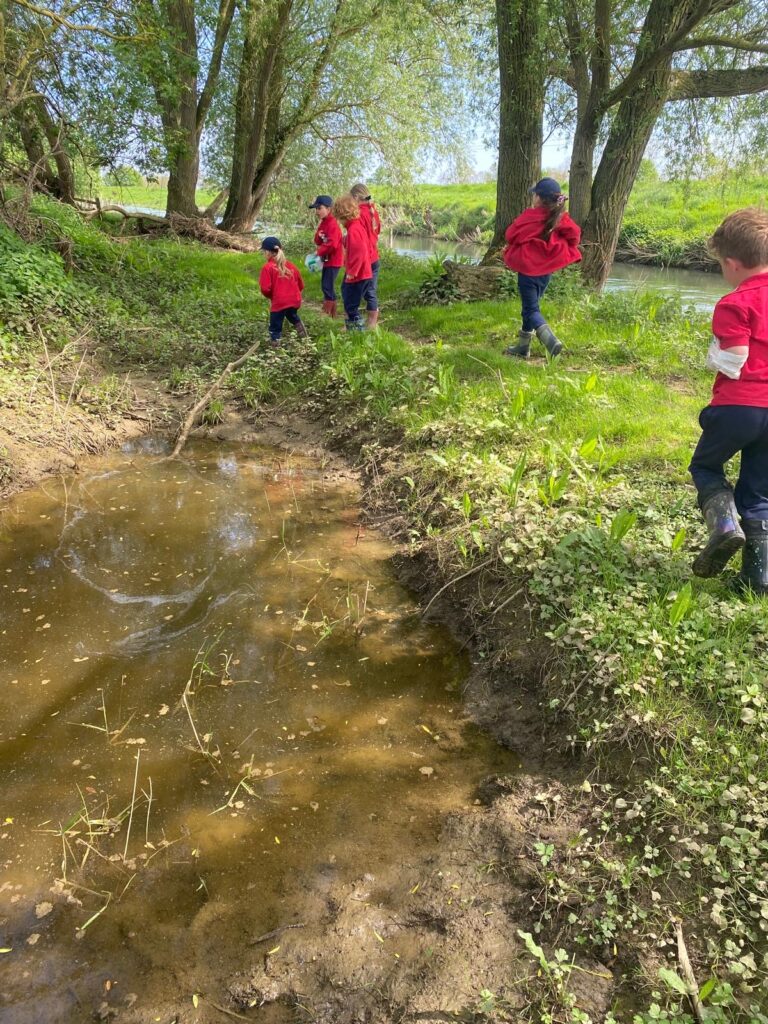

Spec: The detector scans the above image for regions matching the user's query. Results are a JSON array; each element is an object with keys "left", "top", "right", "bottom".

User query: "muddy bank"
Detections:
[{"left": 0, "top": 352, "right": 182, "bottom": 502}]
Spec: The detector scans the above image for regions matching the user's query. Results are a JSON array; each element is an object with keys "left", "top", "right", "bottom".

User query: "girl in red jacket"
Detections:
[
  {"left": 309, "top": 194, "right": 343, "bottom": 318},
  {"left": 502, "top": 178, "right": 581, "bottom": 358},
  {"left": 333, "top": 194, "right": 372, "bottom": 332},
  {"left": 258, "top": 236, "right": 307, "bottom": 346},
  {"left": 351, "top": 182, "right": 382, "bottom": 329}
]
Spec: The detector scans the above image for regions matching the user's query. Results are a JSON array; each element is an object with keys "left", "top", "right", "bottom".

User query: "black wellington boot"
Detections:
[
  {"left": 737, "top": 519, "right": 768, "bottom": 596},
  {"left": 503, "top": 330, "right": 534, "bottom": 358},
  {"left": 692, "top": 489, "right": 746, "bottom": 578},
  {"left": 536, "top": 323, "right": 563, "bottom": 357}
]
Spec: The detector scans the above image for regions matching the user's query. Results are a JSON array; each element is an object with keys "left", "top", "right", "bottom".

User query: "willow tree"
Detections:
[
  {"left": 555, "top": 0, "right": 768, "bottom": 287},
  {"left": 489, "top": 0, "right": 545, "bottom": 250},
  {"left": 125, "top": 0, "right": 236, "bottom": 217},
  {"left": 219, "top": 0, "right": 476, "bottom": 232}
]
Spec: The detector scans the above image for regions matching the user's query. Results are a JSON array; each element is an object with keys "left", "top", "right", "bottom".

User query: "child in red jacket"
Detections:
[
  {"left": 502, "top": 178, "right": 581, "bottom": 358},
  {"left": 333, "top": 194, "right": 372, "bottom": 332},
  {"left": 258, "top": 236, "right": 307, "bottom": 346},
  {"left": 309, "top": 194, "right": 343, "bottom": 318},
  {"left": 689, "top": 208, "right": 768, "bottom": 595},
  {"left": 351, "top": 182, "right": 382, "bottom": 329}
]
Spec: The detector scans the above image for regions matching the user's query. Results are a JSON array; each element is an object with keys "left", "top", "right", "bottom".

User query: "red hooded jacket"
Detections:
[
  {"left": 359, "top": 201, "right": 381, "bottom": 263},
  {"left": 314, "top": 214, "right": 343, "bottom": 267},
  {"left": 259, "top": 259, "right": 304, "bottom": 312},
  {"left": 502, "top": 206, "right": 581, "bottom": 276},
  {"left": 342, "top": 218, "right": 373, "bottom": 283}
]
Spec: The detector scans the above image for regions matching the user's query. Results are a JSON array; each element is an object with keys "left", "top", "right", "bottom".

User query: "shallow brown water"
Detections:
[{"left": 0, "top": 439, "right": 515, "bottom": 1022}]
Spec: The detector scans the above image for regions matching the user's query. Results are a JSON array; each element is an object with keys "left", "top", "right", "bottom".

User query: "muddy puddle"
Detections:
[{"left": 0, "top": 438, "right": 517, "bottom": 1023}]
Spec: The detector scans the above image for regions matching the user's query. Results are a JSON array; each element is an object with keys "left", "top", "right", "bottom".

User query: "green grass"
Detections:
[
  {"left": 4, "top": 198, "right": 768, "bottom": 1021},
  {"left": 95, "top": 183, "right": 218, "bottom": 211}
]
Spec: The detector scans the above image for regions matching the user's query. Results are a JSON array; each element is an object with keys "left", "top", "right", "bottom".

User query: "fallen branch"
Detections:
[
  {"left": 673, "top": 917, "right": 705, "bottom": 1024},
  {"left": 421, "top": 557, "right": 494, "bottom": 618},
  {"left": 167, "top": 341, "right": 261, "bottom": 459}
]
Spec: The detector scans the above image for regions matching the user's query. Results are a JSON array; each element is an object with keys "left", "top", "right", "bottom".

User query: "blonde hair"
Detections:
[
  {"left": 350, "top": 182, "right": 371, "bottom": 201},
  {"left": 332, "top": 194, "right": 360, "bottom": 224},
  {"left": 265, "top": 245, "right": 290, "bottom": 277},
  {"left": 710, "top": 208, "right": 768, "bottom": 268}
]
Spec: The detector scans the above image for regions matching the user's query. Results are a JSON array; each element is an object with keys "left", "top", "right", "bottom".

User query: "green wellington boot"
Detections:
[{"left": 692, "top": 489, "right": 746, "bottom": 577}]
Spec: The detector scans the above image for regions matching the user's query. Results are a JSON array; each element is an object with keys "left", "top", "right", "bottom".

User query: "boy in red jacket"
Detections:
[
  {"left": 689, "top": 208, "right": 768, "bottom": 595},
  {"left": 351, "top": 183, "right": 382, "bottom": 329},
  {"left": 309, "top": 194, "right": 343, "bottom": 318},
  {"left": 333, "top": 194, "right": 372, "bottom": 332},
  {"left": 502, "top": 178, "right": 581, "bottom": 358},
  {"left": 258, "top": 236, "right": 307, "bottom": 346}
]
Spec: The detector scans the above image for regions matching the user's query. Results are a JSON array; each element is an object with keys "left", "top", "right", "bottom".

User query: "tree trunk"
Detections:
[
  {"left": 489, "top": 0, "right": 544, "bottom": 253},
  {"left": 564, "top": 0, "right": 610, "bottom": 227},
  {"left": 35, "top": 98, "right": 76, "bottom": 205},
  {"left": 568, "top": 110, "right": 598, "bottom": 227},
  {"left": 166, "top": 137, "right": 200, "bottom": 218},
  {"left": 159, "top": 0, "right": 201, "bottom": 218},
  {"left": 580, "top": 0, "right": 711, "bottom": 289},
  {"left": 221, "top": 0, "right": 289, "bottom": 233}
]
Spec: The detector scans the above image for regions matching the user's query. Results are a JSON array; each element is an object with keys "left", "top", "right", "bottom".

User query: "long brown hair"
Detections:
[{"left": 541, "top": 195, "right": 567, "bottom": 241}]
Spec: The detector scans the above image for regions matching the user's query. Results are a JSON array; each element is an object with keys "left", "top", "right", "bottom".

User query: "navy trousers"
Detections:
[
  {"left": 518, "top": 272, "right": 551, "bottom": 331},
  {"left": 268, "top": 307, "right": 301, "bottom": 341},
  {"left": 689, "top": 404, "right": 768, "bottom": 520},
  {"left": 341, "top": 277, "right": 371, "bottom": 329},
  {"left": 364, "top": 259, "right": 380, "bottom": 311},
  {"left": 321, "top": 266, "right": 340, "bottom": 301}
]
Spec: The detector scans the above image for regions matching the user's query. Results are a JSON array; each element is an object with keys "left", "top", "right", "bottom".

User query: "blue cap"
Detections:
[
  {"left": 260, "top": 236, "right": 281, "bottom": 251},
  {"left": 308, "top": 195, "right": 333, "bottom": 209},
  {"left": 530, "top": 177, "right": 563, "bottom": 199}
]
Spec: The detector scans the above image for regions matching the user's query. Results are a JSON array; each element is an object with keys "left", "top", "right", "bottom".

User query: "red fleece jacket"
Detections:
[
  {"left": 342, "top": 218, "right": 373, "bottom": 283},
  {"left": 502, "top": 206, "right": 582, "bottom": 276},
  {"left": 259, "top": 259, "right": 304, "bottom": 312},
  {"left": 359, "top": 201, "right": 381, "bottom": 263},
  {"left": 314, "top": 215, "right": 343, "bottom": 267}
]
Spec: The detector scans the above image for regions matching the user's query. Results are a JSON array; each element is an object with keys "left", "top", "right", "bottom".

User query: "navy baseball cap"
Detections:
[
  {"left": 530, "top": 177, "right": 563, "bottom": 199},
  {"left": 308, "top": 195, "right": 333, "bottom": 208},
  {"left": 260, "top": 236, "right": 281, "bottom": 251}
]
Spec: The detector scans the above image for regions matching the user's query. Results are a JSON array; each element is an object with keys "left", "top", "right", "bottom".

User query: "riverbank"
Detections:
[{"left": 2, "top": 200, "right": 768, "bottom": 1022}]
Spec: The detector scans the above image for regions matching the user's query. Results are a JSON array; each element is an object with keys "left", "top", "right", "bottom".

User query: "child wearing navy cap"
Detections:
[
  {"left": 258, "top": 237, "right": 307, "bottom": 347},
  {"left": 502, "top": 178, "right": 581, "bottom": 358},
  {"left": 689, "top": 208, "right": 768, "bottom": 594},
  {"left": 309, "top": 195, "right": 343, "bottom": 318}
]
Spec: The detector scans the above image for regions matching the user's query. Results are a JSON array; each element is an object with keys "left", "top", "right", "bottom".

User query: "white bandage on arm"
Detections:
[{"left": 706, "top": 337, "right": 749, "bottom": 380}]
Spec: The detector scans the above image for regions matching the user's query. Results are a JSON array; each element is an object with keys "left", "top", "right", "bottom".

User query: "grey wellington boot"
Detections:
[
  {"left": 503, "top": 330, "right": 534, "bottom": 358},
  {"left": 736, "top": 519, "right": 768, "bottom": 596},
  {"left": 692, "top": 489, "right": 746, "bottom": 578},
  {"left": 295, "top": 320, "right": 309, "bottom": 340},
  {"left": 536, "top": 323, "right": 563, "bottom": 357}
]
